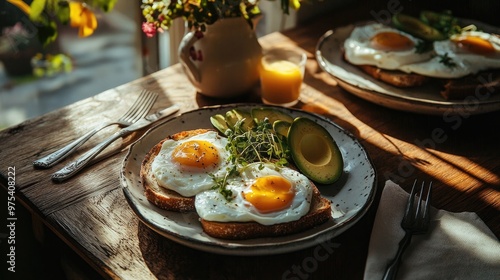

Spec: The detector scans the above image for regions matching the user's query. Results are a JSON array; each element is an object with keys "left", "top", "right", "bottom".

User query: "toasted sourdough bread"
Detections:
[
  {"left": 358, "top": 64, "right": 500, "bottom": 100},
  {"left": 141, "top": 128, "right": 214, "bottom": 212},
  {"left": 343, "top": 52, "right": 429, "bottom": 88},
  {"left": 441, "top": 70, "right": 500, "bottom": 100},
  {"left": 357, "top": 64, "right": 429, "bottom": 88},
  {"left": 344, "top": 53, "right": 500, "bottom": 100},
  {"left": 200, "top": 185, "right": 332, "bottom": 240}
]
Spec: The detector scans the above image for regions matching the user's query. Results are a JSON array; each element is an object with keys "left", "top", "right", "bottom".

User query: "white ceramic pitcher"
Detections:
[{"left": 178, "top": 17, "right": 262, "bottom": 98}]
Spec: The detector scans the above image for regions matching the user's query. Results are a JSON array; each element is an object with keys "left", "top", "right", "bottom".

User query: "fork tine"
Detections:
[
  {"left": 119, "top": 90, "right": 158, "bottom": 123},
  {"left": 129, "top": 91, "right": 158, "bottom": 122},
  {"left": 414, "top": 181, "right": 425, "bottom": 220},
  {"left": 421, "top": 181, "right": 433, "bottom": 228},
  {"left": 403, "top": 179, "right": 418, "bottom": 225},
  {"left": 119, "top": 90, "right": 150, "bottom": 121}
]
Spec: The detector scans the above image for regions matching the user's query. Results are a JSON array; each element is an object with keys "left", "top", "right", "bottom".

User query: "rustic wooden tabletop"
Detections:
[{"left": 1, "top": 3, "right": 499, "bottom": 279}]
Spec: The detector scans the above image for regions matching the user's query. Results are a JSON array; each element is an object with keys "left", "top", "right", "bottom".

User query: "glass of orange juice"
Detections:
[{"left": 260, "top": 48, "right": 307, "bottom": 107}]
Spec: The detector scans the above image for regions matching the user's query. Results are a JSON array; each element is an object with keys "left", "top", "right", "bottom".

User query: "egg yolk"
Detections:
[
  {"left": 453, "top": 36, "right": 496, "bottom": 55},
  {"left": 172, "top": 140, "right": 220, "bottom": 169},
  {"left": 243, "top": 175, "right": 295, "bottom": 213},
  {"left": 370, "top": 32, "right": 414, "bottom": 51}
]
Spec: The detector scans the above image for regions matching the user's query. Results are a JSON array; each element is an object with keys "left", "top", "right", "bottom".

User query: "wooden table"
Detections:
[{"left": 1, "top": 5, "right": 499, "bottom": 280}]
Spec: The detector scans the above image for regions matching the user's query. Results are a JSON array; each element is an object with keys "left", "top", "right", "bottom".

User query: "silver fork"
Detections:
[
  {"left": 33, "top": 90, "right": 158, "bottom": 168},
  {"left": 383, "top": 180, "right": 433, "bottom": 280}
]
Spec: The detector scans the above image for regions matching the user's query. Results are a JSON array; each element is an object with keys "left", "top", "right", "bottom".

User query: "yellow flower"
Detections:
[
  {"left": 69, "top": 2, "right": 98, "bottom": 37},
  {"left": 290, "top": 0, "right": 301, "bottom": 10}
]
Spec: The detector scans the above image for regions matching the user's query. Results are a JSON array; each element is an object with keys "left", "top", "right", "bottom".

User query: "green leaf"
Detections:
[
  {"left": 30, "top": 0, "right": 47, "bottom": 22},
  {"left": 97, "top": 0, "right": 118, "bottom": 12},
  {"left": 55, "top": 2, "right": 70, "bottom": 25}
]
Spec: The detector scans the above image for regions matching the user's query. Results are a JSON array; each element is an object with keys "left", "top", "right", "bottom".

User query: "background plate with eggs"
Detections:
[
  {"left": 316, "top": 20, "right": 500, "bottom": 115},
  {"left": 120, "top": 104, "right": 376, "bottom": 256}
]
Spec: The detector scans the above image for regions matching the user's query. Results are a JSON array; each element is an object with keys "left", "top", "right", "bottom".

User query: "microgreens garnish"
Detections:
[
  {"left": 209, "top": 116, "right": 292, "bottom": 201},
  {"left": 438, "top": 52, "right": 457, "bottom": 68},
  {"left": 225, "top": 118, "right": 291, "bottom": 167},
  {"left": 209, "top": 165, "right": 238, "bottom": 201},
  {"left": 423, "top": 10, "right": 464, "bottom": 37}
]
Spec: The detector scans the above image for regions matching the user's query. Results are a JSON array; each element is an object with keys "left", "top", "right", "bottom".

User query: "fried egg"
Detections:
[
  {"left": 401, "top": 31, "right": 500, "bottom": 78},
  {"left": 195, "top": 163, "right": 313, "bottom": 225},
  {"left": 151, "top": 131, "right": 230, "bottom": 197},
  {"left": 344, "top": 23, "right": 434, "bottom": 69}
]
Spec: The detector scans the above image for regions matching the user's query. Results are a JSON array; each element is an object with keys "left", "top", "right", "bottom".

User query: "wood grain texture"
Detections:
[
  {"left": 49, "top": 188, "right": 154, "bottom": 279},
  {"left": 0, "top": 3, "right": 499, "bottom": 280}
]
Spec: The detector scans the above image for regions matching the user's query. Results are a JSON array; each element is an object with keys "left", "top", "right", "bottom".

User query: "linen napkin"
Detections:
[{"left": 364, "top": 180, "right": 500, "bottom": 280}]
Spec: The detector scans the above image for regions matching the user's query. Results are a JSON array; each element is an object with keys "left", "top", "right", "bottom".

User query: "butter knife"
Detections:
[{"left": 51, "top": 104, "right": 180, "bottom": 182}]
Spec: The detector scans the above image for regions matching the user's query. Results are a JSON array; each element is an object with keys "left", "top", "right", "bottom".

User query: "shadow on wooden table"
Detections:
[
  {"left": 136, "top": 214, "right": 376, "bottom": 280},
  {"left": 0, "top": 188, "right": 104, "bottom": 280},
  {"left": 275, "top": 11, "right": 500, "bottom": 238}
]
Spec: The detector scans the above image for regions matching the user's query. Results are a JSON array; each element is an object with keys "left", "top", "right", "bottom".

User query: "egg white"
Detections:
[
  {"left": 195, "top": 163, "right": 313, "bottom": 226},
  {"left": 151, "top": 131, "right": 230, "bottom": 197},
  {"left": 344, "top": 23, "right": 434, "bottom": 69},
  {"left": 401, "top": 31, "right": 500, "bottom": 78}
]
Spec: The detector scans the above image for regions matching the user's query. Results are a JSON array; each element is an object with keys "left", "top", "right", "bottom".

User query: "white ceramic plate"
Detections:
[
  {"left": 315, "top": 21, "right": 500, "bottom": 115},
  {"left": 121, "top": 104, "right": 376, "bottom": 256}
]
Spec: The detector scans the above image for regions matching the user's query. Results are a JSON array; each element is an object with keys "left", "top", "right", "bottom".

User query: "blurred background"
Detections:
[
  {"left": 1, "top": 0, "right": 497, "bottom": 130},
  {"left": 0, "top": 0, "right": 347, "bottom": 130}
]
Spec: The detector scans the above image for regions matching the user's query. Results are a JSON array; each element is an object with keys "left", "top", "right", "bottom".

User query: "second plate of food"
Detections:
[
  {"left": 121, "top": 104, "right": 376, "bottom": 255},
  {"left": 316, "top": 21, "right": 500, "bottom": 115}
]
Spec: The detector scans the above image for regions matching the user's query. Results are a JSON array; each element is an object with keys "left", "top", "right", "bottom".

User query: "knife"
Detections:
[{"left": 51, "top": 104, "right": 180, "bottom": 182}]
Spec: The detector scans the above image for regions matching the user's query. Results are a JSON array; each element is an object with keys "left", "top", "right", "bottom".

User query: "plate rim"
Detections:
[
  {"left": 315, "top": 22, "right": 500, "bottom": 115},
  {"left": 120, "top": 103, "right": 377, "bottom": 255}
]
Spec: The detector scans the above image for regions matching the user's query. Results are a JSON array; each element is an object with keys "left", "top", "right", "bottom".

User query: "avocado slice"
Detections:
[
  {"left": 392, "top": 13, "right": 447, "bottom": 41},
  {"left": 210, "top": 114, "right": 231, "bottom": 135},
  {"left": 251, "top": 108, "right": 294, "bottom": 125},
  {"left": 420, "top": 10, "right": 454, "bottom": 25},
  {"left": 225, "top": 109, "right": 255, "bottom": 132},
  {"left": 419, "top": 10, "right": 460, "bottom": 37},
  {"left": 273, "top": 120, "right": 291, "bottom": 138},
  {"left": 288, "top": 117, "right": 343, "bottom": 184}
]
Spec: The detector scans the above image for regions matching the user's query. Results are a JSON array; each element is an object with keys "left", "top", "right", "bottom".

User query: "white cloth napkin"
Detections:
[{"left": 364, "top": 180, "right": 500, "bottom": 280}]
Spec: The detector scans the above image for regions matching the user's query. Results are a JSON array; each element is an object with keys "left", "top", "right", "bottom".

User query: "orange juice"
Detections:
[{"left": 260, "top": 60, "right": 303, "bottom": 105}]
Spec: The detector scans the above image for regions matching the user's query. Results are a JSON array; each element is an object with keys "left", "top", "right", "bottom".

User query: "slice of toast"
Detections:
[
  {"left": 141, "top": 129, "right": 214, "bottom": 212},
  {"left": 350, "top": 57, "right": 500, "bottom": 100},
  {"left": 441, "top": 70, "right": 500, "bottom": 100},
  {"left": 357, "top": 64, "right": 429, "bottom": 88},
  {"left": 343, "top": 51, "right": 429, "bottom": 88},
  {"left": 199, "top": 185, "right": 332, "bottom": 240},
  {"left": 358, "top": 64, "right": 500, "bottom": 100}
]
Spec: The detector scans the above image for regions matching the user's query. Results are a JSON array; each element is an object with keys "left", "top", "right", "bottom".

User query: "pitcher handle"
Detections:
[{"left": 178, "top": 31, "right": 201, "bottom": 84}]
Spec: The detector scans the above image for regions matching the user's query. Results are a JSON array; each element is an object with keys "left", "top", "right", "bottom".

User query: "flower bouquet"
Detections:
[{"left": 141, "top": 0, "right": 302, "bottom": 37}]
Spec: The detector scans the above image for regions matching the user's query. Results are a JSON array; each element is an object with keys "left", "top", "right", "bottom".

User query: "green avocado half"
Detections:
[
  {"left": 288, "top": 117, "right": 343, "bottom": 184},
  {"left": 392, "top": 13, "right": 447, "bottom": 41}
]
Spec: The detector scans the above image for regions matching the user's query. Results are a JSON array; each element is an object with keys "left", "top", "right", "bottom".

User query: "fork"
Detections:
[
  {"left": 383, "top": 180, "right": 433, "bottom": 280},
  {"left": 33, "top": 90, "right": 158, "bottom": 168}
]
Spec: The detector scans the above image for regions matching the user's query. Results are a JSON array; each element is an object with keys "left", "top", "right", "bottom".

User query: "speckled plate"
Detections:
[
  {"left": 120, "top": 104, "right": 376, "bottom": 256},
  {"left": 316, "top": 22, "right": 500, "bottom": 115}
]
